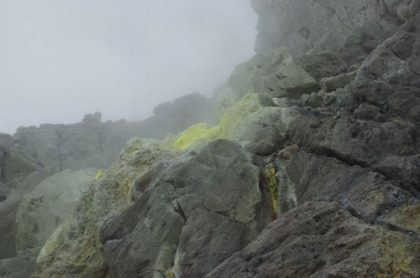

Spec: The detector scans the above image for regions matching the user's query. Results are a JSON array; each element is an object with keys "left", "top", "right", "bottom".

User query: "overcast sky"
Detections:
[{"left": 0, "top": 0, "right": 257, "bottom": 134}]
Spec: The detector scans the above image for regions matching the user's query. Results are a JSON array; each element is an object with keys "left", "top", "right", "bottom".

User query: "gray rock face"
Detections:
[
  {"left": 15, "top": 169, "right": 97, "bottom": 251},
  {"left": 0, "top": 92, "right": 214, "bottom": 261},
  {"left": 100, "top": 139, "right": 261, "bottom": 277},
  {"left": 12, "top": 92, "right": 214, "bottom": 174},
  {"left": 286, "top": 152, "right": 416, "bottom": 222},
  {"left": 21, "top": 1, "right": 420, "bottom": 277},
  {"left": 228, "top": 47, "right": 319, "bottom": 101},
  {"left": 251, "top": 0, "right": 420, "bottom": 56},
  {"left": 205, "top": 202, "right": 420, "bottom": 278}
]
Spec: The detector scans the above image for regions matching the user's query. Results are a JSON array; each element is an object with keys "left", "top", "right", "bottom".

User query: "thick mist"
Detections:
[{"left": 0, "top": 0, "right": 257, "bottom": 134}]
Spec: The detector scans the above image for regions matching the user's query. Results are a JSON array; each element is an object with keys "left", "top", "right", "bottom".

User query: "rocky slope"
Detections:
[
  {"left": 0, "top": 93, "right": 214, "bottom": 269},
  {"left": 3, "top": 0, "right": 420, "bottom": 277}
]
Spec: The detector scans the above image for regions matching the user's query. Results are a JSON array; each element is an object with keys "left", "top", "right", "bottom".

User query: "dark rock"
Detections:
[
  {"left": 353, "top": 103, "right": 382, "bottom": 120},
  {"left": 289, "top": 114, "right": 416, "bottom": 166},
  {"left": 174, "top": 209, "right": 250, "bottom": 277},
  {"left": 319, "top": 71, "right": 357, "bottom": 92},
  {"left": 245, "top": 127, "right": 285, "bottom": 156},
  {"left": 144, "top": 92, "right": 216, "bottom": 138},
  {"left": 296, "top": 52, "right": 348, "bottom": 81},
  {"left": 205, "top": 202, "right": 420, "bottom": 278},
  {"left": 285, "top": 152, "right": 415, "bottom": 221},
  {"left": 359, "top": 31, "right": 420, "bottom": 88}
]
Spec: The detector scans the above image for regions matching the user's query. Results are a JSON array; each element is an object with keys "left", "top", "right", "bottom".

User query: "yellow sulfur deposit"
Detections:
[
  {"left": 174, "top": 93, "right": 262, "bottom": 150},
  {"left": 264, "top": 163, "right": 278, "bottom": 219},
  {"left": 95, "top": 170, "right": 103, "bottom": 179},
  {"left": 174, "top": 123, "right": 219, "bottom": 149}
]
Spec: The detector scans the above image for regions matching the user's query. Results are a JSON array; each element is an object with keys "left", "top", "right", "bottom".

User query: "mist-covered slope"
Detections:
[
  {"left": 0, "top": 93, "right": 214, "bottom": 269},
  {"left": 2, "top": 0, "right": 420, "bottom": 277}
]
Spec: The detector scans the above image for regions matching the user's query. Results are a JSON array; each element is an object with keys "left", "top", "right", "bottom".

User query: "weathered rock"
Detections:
[
  {"left": 174, "top": 93, "right": 299, "bottom": 152},
  {"left": 289, "top": 114, "right": 417, "bottom": 167},
  {"left": 100, "top": 139, "right": 261, "bottom": 277},
  {"left": 15, "top": 1, "right": 420, "bottom": 277},
  {"left": 285, "top": 151, "right": 416, "bottom": 222},
  {"left": 245, "top": 126, "right": 285, "bottom": 156},
  {"left": 16, "top": 168, "right": 97, "bottom": 251},
  {"left": 377, "top": 203, "right": 420, "bottom": 233},
  {"left": 0, "top": 91, "right": 215, "bottom": 260},
  {"left": 251, "top": 0, "right": 418, "bottom": 57},
  {"left": 373, "top": 155, "right": 420, "bottom": 196},
  {"left": 320, "top": 71, "right": 357, "bottom": 92},
  {"left": 353, "top": 31, "right": 420, "bottom": 125},
  {"left": 30, "top": 138, "right": 182, "bottom": 277},
  {"left": 353, "top": 103, "right": 382, "bottom": 120},
  {"left": 228, "top": 47, "right": 319, "bottom": 101},
  {"left": 359, "top": 31, "right": 420, "bottom": 88},
  {"left": 296, "top": 52, "right": 348, "bottom": 81},
  {"left": 206, "top": 201, "right": 420, "bottom": 278},
  {"left": 174, "top": 209, "right": 250, "bottom": 278}
]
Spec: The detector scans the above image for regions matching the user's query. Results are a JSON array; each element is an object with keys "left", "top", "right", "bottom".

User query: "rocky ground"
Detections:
[{"left": 2, "top": 0, "right": 420, "bottom": 277}]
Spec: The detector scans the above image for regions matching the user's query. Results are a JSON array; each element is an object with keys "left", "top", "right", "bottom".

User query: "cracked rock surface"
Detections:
[{"left": 18, "top": 1, "right": 420, "bottom": 277}]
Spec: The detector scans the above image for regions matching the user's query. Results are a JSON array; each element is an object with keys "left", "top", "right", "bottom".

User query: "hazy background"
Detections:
[{"left": 0, "top": 0, "right": 257, "bottom": 134}]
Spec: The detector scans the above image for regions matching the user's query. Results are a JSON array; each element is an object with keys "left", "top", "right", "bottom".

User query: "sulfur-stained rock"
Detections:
[
  {"left": 30, "top": 138, "right": 180, "bottom": 278},
  {"left": 99, "top": 139, "right": 261, "bottom": 278},
  {"left": 15, "top": 1, "right": 420, "bottom": 277},
  {"left": 174, "top": 93, "right": 298, "bottom": 152},
  {"left": 377, "top": 203, "right": 420, "bottom": 233},
  {"left": 205, "top": 201, "right": 420, "bottom": 278}
]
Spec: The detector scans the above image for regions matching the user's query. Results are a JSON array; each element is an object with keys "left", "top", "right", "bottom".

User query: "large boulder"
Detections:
[{"left": 100, "top": 139, "right": 261, "bottom": 277}]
